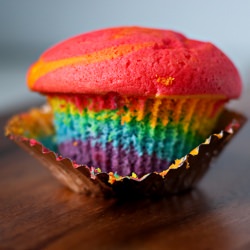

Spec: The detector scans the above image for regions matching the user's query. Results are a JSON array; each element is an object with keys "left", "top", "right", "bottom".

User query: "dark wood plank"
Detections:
[{"left": 0, "top": 94, "right": 249, "bottom": 250}]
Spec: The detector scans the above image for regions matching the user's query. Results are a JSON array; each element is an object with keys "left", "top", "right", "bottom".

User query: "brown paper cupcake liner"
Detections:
[{"left": 5, "top": 105, "right": 246, "bottom": 198}]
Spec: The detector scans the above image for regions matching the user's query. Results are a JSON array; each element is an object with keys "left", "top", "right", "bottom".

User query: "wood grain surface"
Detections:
[{"left": 0, "top": 94, "right": 249, "bottom": 250}]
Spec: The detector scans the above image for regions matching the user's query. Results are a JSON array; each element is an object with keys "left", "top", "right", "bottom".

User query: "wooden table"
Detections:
[{"left": 1, "top": 94, "right": 249, "bottom": 250}]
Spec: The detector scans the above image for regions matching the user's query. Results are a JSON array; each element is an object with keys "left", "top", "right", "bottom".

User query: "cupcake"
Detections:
[{"left": 27, "top": 26, "right": 242, "bottom": 178}]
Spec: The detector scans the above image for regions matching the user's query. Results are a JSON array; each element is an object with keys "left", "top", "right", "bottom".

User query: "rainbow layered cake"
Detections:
[{"left": 27, "top": 26, "right": 242, "bottom": 177}]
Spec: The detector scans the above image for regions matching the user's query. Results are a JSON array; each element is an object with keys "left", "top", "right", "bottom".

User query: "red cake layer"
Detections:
[{"left": 27, "top": 26, "right": 242, "bottom": 98}]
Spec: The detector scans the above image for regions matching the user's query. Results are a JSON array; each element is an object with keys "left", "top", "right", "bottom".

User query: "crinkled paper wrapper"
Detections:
[{"left": 5, "top": 105, "right": 246, "bottom": 198}]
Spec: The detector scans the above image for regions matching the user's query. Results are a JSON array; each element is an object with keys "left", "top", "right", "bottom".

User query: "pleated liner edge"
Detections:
[{"left": 5, "top": 106, "right": 246, "bottom": 198}]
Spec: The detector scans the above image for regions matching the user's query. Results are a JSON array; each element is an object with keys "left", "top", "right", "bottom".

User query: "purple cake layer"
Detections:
[{"left": 59, "top": 140, "right": 170, "bottom": 176}]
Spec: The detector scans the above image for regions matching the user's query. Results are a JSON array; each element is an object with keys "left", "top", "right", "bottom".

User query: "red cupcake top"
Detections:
[{"left": 27, "top": 26, "right": 242, "bottom": 98}]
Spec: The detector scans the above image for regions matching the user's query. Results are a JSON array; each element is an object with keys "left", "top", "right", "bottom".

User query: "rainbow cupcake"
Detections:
[{"left": 27, "top": 26, "right": 242, "bottom": 177}]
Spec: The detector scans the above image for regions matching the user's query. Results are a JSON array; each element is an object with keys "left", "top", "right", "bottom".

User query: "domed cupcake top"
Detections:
[{"left": 27, "top": 26, "right": 242, "bottom": 98}]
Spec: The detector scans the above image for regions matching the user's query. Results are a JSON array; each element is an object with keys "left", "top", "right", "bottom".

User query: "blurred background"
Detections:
[{"left": 1, "top": 0, "right": 250, "bottom": 115}]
